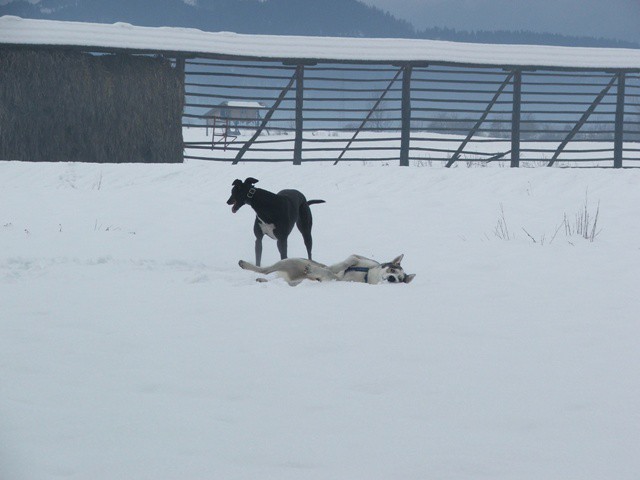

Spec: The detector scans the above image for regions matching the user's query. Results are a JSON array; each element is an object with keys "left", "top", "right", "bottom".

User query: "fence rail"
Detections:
[{"left": 181, "top": 57, "right": 640, "bottom": 167}]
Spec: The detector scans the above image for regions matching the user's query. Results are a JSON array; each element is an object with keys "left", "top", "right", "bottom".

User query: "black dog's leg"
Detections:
[
  {"left": 253, "top": 219, "right": 264, "bottom": 266},
  {"left": 297, "top": 205, "right": 314, "bottom": 259},
  {"left": 276, "top": 237, "right": 288, "bottom": 260}
]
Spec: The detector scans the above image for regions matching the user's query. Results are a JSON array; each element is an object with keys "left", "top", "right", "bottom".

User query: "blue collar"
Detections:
[{"left": 345, "top": 266, "right": 370, "bottom": 282}]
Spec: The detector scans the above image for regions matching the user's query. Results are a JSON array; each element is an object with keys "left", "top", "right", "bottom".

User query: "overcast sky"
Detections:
[{"left": 361, "top": 0, "right": 639, "bottom": 44}]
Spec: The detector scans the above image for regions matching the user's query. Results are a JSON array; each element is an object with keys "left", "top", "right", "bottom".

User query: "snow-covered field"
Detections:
[{"left": 1, "top": 159, "right": 639, "bottom": 479}]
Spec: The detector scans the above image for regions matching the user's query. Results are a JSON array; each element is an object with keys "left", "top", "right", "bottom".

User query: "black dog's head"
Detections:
[{"left": 227, "top": 177, "right": 259, "bottom": 213}]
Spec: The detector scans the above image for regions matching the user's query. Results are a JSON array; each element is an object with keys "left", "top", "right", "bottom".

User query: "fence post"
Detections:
[
  {"left": 614, "top": 72, "right": 626, "bottom": 168},
  {"left": 400, "top": 64, "right": 412, "bottom": 167},
  {"left": 510, "top": 69, "right": 522, "bottom": 168},
  {"left": 293, "top": 64, "right": 304, "bottom": 165}
]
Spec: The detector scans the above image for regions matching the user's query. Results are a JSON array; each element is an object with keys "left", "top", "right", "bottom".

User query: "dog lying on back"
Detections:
[
  {"left": 227, "top": 177, "right": 325, "bottom": 266},
  {"left": 239, "top": 254, "right": 415, "bottom": 286}
]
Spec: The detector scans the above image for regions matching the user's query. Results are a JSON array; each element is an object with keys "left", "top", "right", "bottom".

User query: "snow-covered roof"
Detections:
[
  {"left": 2, "top": 16, "right": 640, "bottom": 70},
  {"left": 221, "top": 101, "right": 265, "bottom": 108}
]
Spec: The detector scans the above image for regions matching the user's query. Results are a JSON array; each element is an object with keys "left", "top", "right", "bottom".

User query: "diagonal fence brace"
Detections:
[
  {"left": 233, "top": 71, "right": 297, "bottom": 165},
  {"left": 334, "top": 68, "right": 403, "bottom": 165},
  {"left": 547, "top": 74, "right": 617, "bottom": 167},
  {"left": 446, "top": 72, "right": 514, "bottom": 168}
]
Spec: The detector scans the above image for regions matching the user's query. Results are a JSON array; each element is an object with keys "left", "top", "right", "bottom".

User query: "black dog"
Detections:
[{"left": 227, "top": 177, "right": 325, "bottom": 266}]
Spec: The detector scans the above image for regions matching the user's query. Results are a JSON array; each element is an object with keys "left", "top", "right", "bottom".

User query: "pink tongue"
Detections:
[{"left": 231, "top": 203, "right": 238, "bottom": 213}]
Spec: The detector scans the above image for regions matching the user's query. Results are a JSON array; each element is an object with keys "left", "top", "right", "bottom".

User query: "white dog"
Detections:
[{"left": 238, "top": 254, "right": 415, "bottom": 286}]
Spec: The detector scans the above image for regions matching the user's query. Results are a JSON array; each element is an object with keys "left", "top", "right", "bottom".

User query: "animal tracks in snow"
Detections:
[{"left": 0, "top": 257, "right": 228, "bottom": 284}]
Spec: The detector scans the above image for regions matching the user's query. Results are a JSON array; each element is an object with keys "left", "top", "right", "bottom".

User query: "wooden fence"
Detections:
[{"left": 182, "top": 58, "right": 640, "bottom": 167}]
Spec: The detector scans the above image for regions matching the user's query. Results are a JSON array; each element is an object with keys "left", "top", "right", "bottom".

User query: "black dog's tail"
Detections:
[{"left": 306, "top": 199, "right": 326, "bottom": 206}]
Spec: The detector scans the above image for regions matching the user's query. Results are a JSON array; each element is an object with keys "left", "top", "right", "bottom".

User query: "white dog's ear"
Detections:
[
  {"left": 403, "top": 273, "right": 416, "bottom": 284},
  {"left": 391, "top": 254, "right": 404, "bottom": 266}
]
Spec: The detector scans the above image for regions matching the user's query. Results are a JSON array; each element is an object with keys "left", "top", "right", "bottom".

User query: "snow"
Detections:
[
  {"left": 224, "top": 101, "right": 265, "bottom": 109},
  {"left": 2, "top": 16, "right": 640, "bottom": 69},
  {"left": 1, "top": 158, "right": 639, "bottom": 479}
]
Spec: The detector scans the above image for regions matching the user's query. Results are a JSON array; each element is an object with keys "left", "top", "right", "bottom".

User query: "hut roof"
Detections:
[
  {"left": 221, "top": 101, "right": 265, "bottom": 109},
  {"left": 205, "top": 101, "right": 265, "bottom": 115}
]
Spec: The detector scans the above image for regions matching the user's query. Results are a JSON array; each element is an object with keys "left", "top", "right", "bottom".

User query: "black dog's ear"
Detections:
[
  {"left": 232, "top": 179, "right": 243, "bottom": 187},
  {"left": 244, "top": 177, "right": 259, "bottom": 185}
]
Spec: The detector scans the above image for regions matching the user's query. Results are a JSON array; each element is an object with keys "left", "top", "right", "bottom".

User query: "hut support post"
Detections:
[
  {"left": 614, "top": 72, "right": 626, "bottom": 168},
  {"left": 293, "top": 64, "right": 304, "bottom": 165},
  {"left": 510, "top": 70, "right": 522, "bottom": 168},
  {"left": 175, "top": 57, "right": 185, "bottom": 94},
  {"left": 334, "top": 68, "right": 403, "bottom": 165},
  {"left": 547, "top": 74, "right": 617, "bottom": 167},
  {"left": 400, "top": 64, "right": 412, "bottom": 167},
  {"left": 175, "top": 57, "right": 187, "bottom": 146},
  {"left": 233, "top": 72, "right": 296, "bottom": 164},
  {"left": 446, "top": 72, "right": 514, "bottom": 167}
]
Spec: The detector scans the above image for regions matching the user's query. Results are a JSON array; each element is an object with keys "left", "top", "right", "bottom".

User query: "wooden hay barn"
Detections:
[
  {"left": 1, "top": 16, "right": 639, "bottom": 166},
  {"left": 0, "top": 43, "right": 184, "bottom": 163}
]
